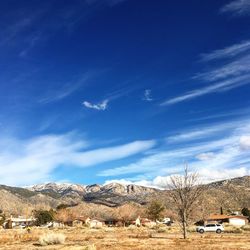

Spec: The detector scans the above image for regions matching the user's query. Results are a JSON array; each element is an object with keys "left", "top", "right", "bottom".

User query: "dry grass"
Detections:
[
  {"left": 0, "top": 226, "right": 249, "bottom": 249},
  {"left": 39, "top": 233, "right": 65, "bottom": 246},
  {"left": 242, "top": 225, "right": 250, "bottom": 231}
]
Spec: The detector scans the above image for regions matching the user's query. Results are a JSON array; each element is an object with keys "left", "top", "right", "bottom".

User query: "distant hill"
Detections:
[
  {"left": 206, "top": 176, "right": 250, "bottom": 189},
  {"left": 27, "top": 182, "right": 160, "bottom": 207},
  {"left": 0, "top": 176, "right": 249, "bottom": 214}
]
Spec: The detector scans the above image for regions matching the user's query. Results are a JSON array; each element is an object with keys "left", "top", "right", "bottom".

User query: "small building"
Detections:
[
  {"left": 104, "top": 219, "right": 122, "bottom": 227},
  {"left": 132, "top": 217, "right": 156, "bottom": 227},
  {"left": 141, "top": 218, "right": 156, "bottom": 228},
  {"left": 85, "top": 217, "right": 103, "bottom": 228},
  {"left": 206, "top": 214, "right": 248, "bottom": 226},
  {"left": 72, "top": 217, "right": 86, "bottom": 227},
  {"left": 51, "top": 221, "right": 65, "bottom": 228},
  {"left": 4, "top": 216, "right": 36, "bottom": 229}
]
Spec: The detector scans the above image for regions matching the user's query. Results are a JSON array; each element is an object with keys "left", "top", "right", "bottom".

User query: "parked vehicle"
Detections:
[{"left": 196, "top": 224, "right": 224, "bottom": 234}]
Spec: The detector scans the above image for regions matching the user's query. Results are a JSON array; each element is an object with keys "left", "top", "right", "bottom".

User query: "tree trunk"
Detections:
[{"left": 182, "top": 212, "right": 187, "bottom": 239}]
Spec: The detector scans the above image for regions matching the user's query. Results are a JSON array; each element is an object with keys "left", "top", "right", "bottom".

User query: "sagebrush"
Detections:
[{"left": 39, "top": 233, "right": 65, "bottom": 246}]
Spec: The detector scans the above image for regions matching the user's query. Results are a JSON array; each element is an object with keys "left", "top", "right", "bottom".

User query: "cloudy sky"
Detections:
[{"left": 0, "top": 0, "right": 250, "bottom": 187}]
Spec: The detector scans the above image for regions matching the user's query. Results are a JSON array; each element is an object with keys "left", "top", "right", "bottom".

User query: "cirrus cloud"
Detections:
[
  {"left": 220, "top": 0, "right": 250, "bottom": 16},
  {"left": 0, "top": 133, "right": 156, "bottom": 186}
]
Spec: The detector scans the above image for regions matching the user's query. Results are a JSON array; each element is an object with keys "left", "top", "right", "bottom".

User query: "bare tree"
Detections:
[
  {"left": 167, "top": 166, "right": 204, "bottom": 239},
  {"left": 115, "top": 203, "right": 142, "bottom": 226},
  {"left": 55, "top": 208, "right": 76, "bottom": 224}
]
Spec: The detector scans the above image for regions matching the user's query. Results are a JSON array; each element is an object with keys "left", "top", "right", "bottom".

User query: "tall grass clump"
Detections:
[
  {"left": 242, "top": 224, "right": 250, "bottom": 231},
  {"left": 39, "top": 233, "right": 65, "bottom": 246},
  {"left": 83, "top": 245, "right": 96, "bottom": 250},
  {"left": 224, "top": 225, "right": 243, "bottom": 234}
]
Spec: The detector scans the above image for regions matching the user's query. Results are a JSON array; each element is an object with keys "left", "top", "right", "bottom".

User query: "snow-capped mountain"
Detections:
[
  {"left": 28, "top": 183, "right": 86, "bottom": 194},
  {"left": 27, "top": 182, "right": 158, "bottom": 196},
  {"left": 25, "top": 182, "right": 160, "bottom": 206}
]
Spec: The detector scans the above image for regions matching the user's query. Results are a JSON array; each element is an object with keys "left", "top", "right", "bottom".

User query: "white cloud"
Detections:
[
  {"left": 199, "top": 167, "right": 250, "bottom": 183},
  {"left": 103, "top": 176, "right": 172, "bottom": 189},
  {"left": 240, "top": 135, "right": 250, "bottom": 150},
  {"left": 0, "top": 134, "right": 156, "bottom": 186},
  {"left": 98, "top": 118, "right": 250, "bottom": 182},
  {"left": 200, "top": 40, "right": 250, "bottom": 61},
  {"left": 161, "top": 74, "right": 250, "bottom": 105},
  {"left": 103, "top": 179, "right": 134, "bottom": 186},
  {"left": 143, "top": 89, "right": 153, "bottom": 102},
  {"left": 194, "top": 55, "right": 250, "bottom": 82},
  {"left": 196, "top": 152, "right": 215, "bottom": 161},
  {"left": 166, "top": 121, "right": 237, "bottom": 143},
  {"left": 161, "top": 39, "right": 250, "bottom": 106},
  {"left": 220, "top": 0, "right": 250, "bottom": 16},
  {"left": 106, "top": 166, "right": 250, "bottom": 189},
  {"left": 71, "top": 140, "right": 156, "bottom": 166},
  {"left": 83, "top": 99, "right": 109, "bottom": 110}
]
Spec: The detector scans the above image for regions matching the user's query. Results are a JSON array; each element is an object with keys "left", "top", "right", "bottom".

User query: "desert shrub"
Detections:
[
  {"left": 157, "top": 227, "right": 167, "bottom": 233},
  {"left": 39, "top": 233, "right": 65, "bottom": 246},
  {"left": 83, "top": 245, "right": 96, "bottom": 250},
  {"left": 242, "top": 224, "right": 250, "bottom": 231},
  {"left": 225, "top": 226, "right": 243, "bottom": 234},
  {"left": 187, "top": 225, "right": 197, "bottom": 233}
]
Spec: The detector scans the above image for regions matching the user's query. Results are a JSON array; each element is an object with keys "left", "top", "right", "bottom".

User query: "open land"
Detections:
[{"left": 0, "top": 226, "right": 249, "bottom": 250}]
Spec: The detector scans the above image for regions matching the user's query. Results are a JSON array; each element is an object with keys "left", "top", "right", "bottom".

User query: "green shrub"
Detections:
[{"left": 34, "top": 210, "right": 54, "bottom": 226}]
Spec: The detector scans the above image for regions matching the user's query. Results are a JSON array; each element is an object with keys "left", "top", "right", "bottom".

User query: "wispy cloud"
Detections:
[
  {"left": 195, "top": 152, "right": 215, "bottom": 161},
  {"left": 194, "top": 55, "right": 250, "bottom": 82},
  {"left": 39, "top": 73, "right": 91, "bottom": 104},
  {"left": 189, "top": 107, "right": 250, "bottom": 122},
  {"left": 0, "top": 12, "right": 41, "bottom": 47},
  {"left": 161, "top": 40, "right": 250, "bottom": 106},
  {"left": 220, "top": 0, "right": 250, "bottom": 16},
  {"left": 18, "top": 32, "right": 43, "bottom": 57},
  {"left": 200, "top": 40, "right": 250, "bottom": 61},
  {"left": 161, "top": 74, "right": 250, "bottom": 105},
  {"left": 240, "top": 135, "right": 250, "bottom": 150},
  {"left": 83, "top": 99, "right": 109, "bottom": 110},
  {"left": 104, "top": 164, "right": 250, "bottom": 189},
  {"left": 166, "top": 122, "right": 233, "bottom": 143},
  {"left": 0, "top": 1, "right": 126, "bottom": 56},
  {"left": 143, "top": 89, "right": 153, "bottom": 102},
  {"left": 98, "top": 117, "right": 250, "bottom": 184},
  {"left": 82, "top": 83, "right": 138, "bottom": 110},
  {"left": 0, "top": 133, "right": 156, "bottom": 186},
  {"left": 166, "top": 117, "right": 247, "bottom": 143}
]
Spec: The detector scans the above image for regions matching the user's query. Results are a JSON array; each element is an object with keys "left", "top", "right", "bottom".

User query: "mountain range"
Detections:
[{"left": 0, "top": 176, "right": 249, "bottom": 215}]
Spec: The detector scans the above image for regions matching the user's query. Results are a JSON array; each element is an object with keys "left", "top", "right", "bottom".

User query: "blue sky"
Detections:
[{"left": 0, "top": 0, "right": 250, "bottom": 187}]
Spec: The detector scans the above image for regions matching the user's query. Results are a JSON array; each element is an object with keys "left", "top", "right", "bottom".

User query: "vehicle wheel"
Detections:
[
  {"left": 199, "top": 229, "right": 204, "bottom": 234},
  {"left": 216, "top": 229, "right": 222, "bottom": 234}
]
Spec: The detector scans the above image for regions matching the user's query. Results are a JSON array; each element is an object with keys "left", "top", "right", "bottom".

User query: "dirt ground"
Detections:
[{"left": 0, "top": 227, "right": 249, "bottom": 250}]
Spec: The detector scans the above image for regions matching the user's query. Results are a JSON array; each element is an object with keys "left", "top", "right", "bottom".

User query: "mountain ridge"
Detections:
[{"left": 0, "top": 176, "right": 249, "bottom": 213}]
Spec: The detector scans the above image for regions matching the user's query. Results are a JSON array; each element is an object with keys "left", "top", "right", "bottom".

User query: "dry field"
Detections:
[{"left": 0, "top": 226, "right": 249, "bottom": 250}]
